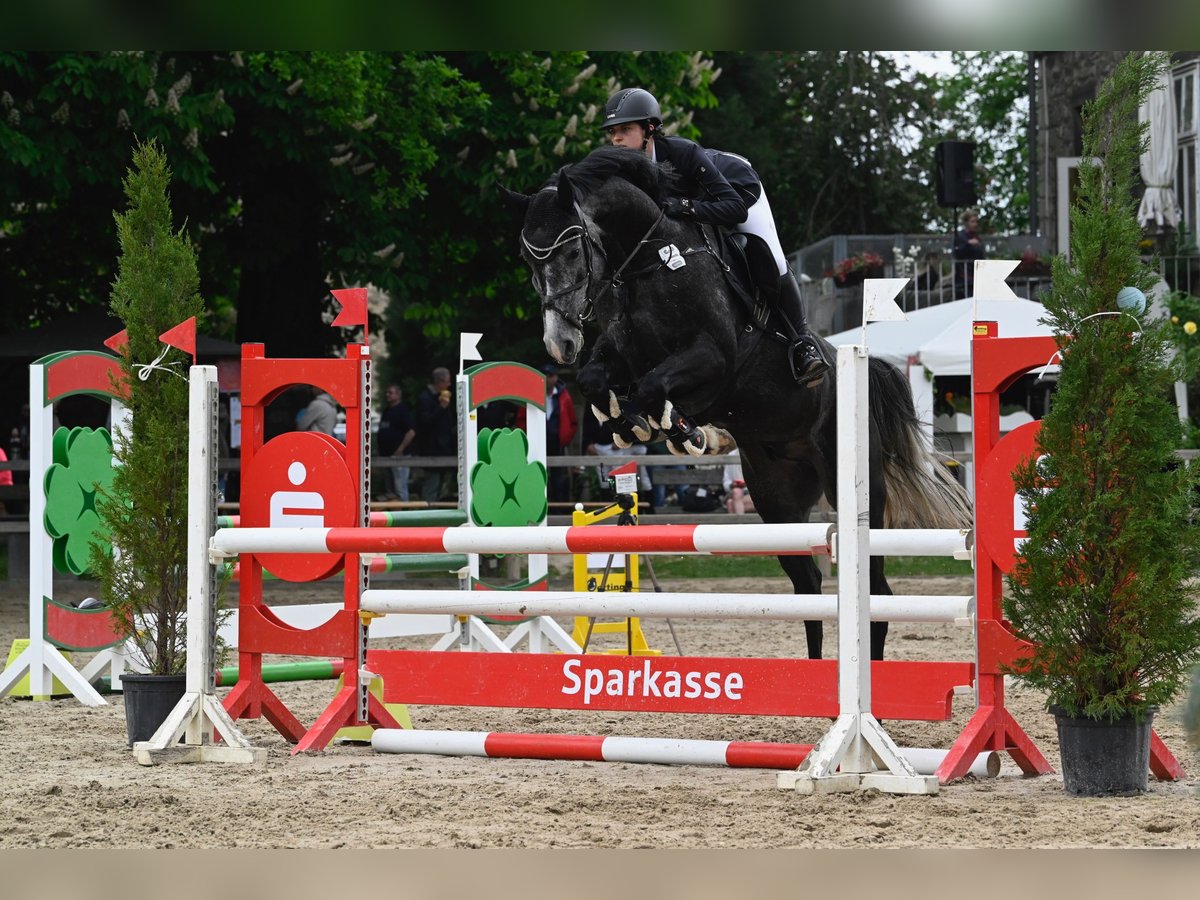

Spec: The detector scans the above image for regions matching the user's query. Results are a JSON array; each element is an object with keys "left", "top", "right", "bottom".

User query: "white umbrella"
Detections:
[{"left": 1137, "top": 59, "right": 1182, "bottom": 229}]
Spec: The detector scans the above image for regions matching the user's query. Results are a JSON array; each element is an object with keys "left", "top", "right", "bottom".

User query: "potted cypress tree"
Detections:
[
  {"left": 1005, "top": 51, "right": 1200, "bottom": 796},
  {"left": 90, "top": 140, "right": 205, "bottom": 746}
]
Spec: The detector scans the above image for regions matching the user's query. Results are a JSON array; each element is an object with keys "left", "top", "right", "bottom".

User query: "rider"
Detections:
[{"left": 601, "top": 87, "right": 829, "bottom": 386}]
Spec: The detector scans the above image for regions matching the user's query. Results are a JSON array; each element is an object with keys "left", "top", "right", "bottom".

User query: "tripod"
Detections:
[{"left": 579, "top": 492, "right": 683, "bottom": 655}]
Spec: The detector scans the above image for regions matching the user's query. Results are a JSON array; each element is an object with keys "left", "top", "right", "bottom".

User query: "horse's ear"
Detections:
[
  {"left": 556, "top": 174, "right": 575, "bottom": 210},
  {"left": 497, "top": 184, "right": 531, "bottom": 214}
]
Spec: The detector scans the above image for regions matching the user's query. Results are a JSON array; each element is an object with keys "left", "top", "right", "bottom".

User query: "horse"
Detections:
[{"left": 503, "top": 146, "right": 971, "bottom": 660}]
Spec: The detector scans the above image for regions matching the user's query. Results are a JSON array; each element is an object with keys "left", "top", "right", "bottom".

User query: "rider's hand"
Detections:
[{"left": 662, "top": 196, "right": 694, "bottom": 219}]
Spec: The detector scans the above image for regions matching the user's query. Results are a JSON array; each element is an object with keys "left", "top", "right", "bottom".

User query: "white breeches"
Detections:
[{"left": 737, "top": 184, "right": 788, "bottom": 276}]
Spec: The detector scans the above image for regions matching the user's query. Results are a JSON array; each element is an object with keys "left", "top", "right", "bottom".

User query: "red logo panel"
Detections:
[
  {"left": 241, "top": 432, "right": 357, "bottom": 581},
  {"left": 977, "top": 420, "right": 1041, "bottom": 574}
]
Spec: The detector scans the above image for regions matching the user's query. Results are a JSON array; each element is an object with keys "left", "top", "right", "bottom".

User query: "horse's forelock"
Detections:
[{"left": 522, "top": 189, "right": 575, "bottom": 247}]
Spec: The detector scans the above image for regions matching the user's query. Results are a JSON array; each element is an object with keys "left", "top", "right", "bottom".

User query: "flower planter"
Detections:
[
  {"left": 121, "top": 672, "right": 186, "bottom": 747},
  {"left": 1052, "top": 706, "right": 1154, "bottom": 796}
]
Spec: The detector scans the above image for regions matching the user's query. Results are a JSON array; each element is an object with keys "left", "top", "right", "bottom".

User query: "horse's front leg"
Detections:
[
  {"left": 577, "top": 333, "right": 627, "bottom": 414},
  {"left": 635, "top": 336, "right": 730, "bottom": 456},
  {"left": 577, "top": 335, "right": 656, "bottom": 446}
]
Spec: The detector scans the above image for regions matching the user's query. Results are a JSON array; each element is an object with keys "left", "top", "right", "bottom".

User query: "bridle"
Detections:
[
  {"left": 521, "top": 190, "right": 667, "bottom": 330},
  {"left": 520, "top": 214, "right": 606, "bottom": 328}
]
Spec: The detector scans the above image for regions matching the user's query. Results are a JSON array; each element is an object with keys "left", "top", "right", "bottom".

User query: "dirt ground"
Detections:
[{"left": 1, "top": 569, "right": 1198, "bottom": 849}]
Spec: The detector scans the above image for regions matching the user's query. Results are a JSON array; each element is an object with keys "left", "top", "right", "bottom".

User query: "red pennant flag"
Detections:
[
  {"left": 159, "top": 316, "right": 197, "bottom": 364},
  {"left": 103, "top": 329, "right": 128, "bottom": 355},
  {"left": 331, "top": 287, "right": 369, "bottom": 329}
]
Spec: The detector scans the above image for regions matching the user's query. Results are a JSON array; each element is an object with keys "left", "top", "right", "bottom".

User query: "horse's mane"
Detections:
[{"left": 555, "top": 146, "right": 676, "bottom": 204}]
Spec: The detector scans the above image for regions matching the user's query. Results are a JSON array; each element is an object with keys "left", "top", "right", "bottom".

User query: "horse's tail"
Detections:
[{"left": 868, "top": 357, "right": 973, "bottom": 530}]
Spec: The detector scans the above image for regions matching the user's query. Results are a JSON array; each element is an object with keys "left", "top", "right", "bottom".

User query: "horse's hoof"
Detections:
[
  {"left": 608, "top": 391, "right": 622, "bottom": 419},
  {"left": 612, "top": 432, "right": 632, "bottom": 449},
  {"left": 684, "top": 431, "right": 707, "bottom": 457},
  {"left": 666, "top": 439, "right": 690, "bottom": 457},
  {"left": 629, "top": 415, "right": 652, "bottom": 442},
  {"left": 591, "top": 404, "right": 610, "bottom": 423}
]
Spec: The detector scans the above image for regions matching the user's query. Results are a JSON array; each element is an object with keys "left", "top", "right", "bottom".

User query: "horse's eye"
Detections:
[{"left": 569, "top": 249, "right": 580, "bottom": 261}]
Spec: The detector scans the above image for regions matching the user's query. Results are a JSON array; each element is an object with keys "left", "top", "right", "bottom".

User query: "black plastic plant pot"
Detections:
[
  {"left": 120, "top": 673, "right": 186, "bottom": 748},
  {"left": 1052, "top": 706, "right": 1154, "bottom": 797}
]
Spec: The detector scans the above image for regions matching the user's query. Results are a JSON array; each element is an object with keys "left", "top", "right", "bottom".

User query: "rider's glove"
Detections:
[{"left": 662, "top": 196, "right": 695, "bottom": 219}]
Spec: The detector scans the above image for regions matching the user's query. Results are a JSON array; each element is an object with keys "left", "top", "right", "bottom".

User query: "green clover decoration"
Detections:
[
  {"left": 469, "top": 427, "right": 548, "bottom": 527},
  {"left": 43, "top": 426, "right": 115, "bottom": 575}
]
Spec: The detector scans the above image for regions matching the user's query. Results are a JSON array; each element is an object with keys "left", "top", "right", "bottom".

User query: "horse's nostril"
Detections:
[{"left": 562, "top": 339, "right": 575, "bottom": 360}]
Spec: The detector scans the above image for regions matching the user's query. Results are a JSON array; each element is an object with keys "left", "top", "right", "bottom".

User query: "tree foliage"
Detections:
[
  {"left": 695, "top": 52, "right": 943, "bottom": 251},
  {"left": 0, "top": 51, "right": 716, "bottom": 379},
  {"left": 1005, "top": 51, "right": 1200, "bottom": 721},
  {"left": 934, "top": 51, "right": 1030, "bottom": 234},
  {"left": 3, "top": 51, "right": 1038, "bottom": 386}
]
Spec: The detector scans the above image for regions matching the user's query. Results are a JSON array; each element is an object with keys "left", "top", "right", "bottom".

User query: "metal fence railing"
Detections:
[{"left": 792, "top": 232, "right": 1200, "bottom": 335}]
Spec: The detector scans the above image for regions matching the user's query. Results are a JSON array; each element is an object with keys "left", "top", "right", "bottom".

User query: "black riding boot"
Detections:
[{"left": 777, "top": 271, "right": 830, "bottom": 387}]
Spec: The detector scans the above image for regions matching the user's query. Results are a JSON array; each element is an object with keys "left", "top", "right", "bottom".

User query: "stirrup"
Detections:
[{"left": 789, "top": 342, "right": 828, "bottom": 388}]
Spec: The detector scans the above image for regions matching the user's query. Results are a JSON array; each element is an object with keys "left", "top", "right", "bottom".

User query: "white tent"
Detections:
[
  {"left": 918, "top": 299, "right": 1055, "bottom": 376},
  {"left": 826, "top": 297, "right": 1056, "bottom": 467},
  {"left": 826, "top": 297, "right": 1054, "bottom": 375}
]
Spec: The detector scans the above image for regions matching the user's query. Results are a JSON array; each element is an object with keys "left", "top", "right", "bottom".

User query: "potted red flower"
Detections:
[{"left": 831, "top": 251, "right": 885, "bottom": 286}]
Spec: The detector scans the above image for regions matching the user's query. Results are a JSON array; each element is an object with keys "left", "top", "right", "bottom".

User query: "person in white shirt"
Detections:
[{"left": 722, "top": 448, "right": 754, "bottom": 514}]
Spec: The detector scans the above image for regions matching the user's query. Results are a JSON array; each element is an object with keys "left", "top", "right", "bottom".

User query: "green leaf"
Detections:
[{"left": 43, "top": 464, "right": 84, "bottom": 539}]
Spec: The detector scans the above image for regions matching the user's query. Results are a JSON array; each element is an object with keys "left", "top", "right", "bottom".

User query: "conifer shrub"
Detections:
[{"left": 90, "top": 140, "right": 205, "bottom": 675}]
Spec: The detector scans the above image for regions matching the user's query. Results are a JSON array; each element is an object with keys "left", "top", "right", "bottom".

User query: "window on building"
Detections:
[{"left": 1174, "top": 64, "right": 1198, "bottom": 238}]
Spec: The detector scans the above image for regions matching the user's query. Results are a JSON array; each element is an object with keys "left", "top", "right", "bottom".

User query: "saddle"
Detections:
[{"left": 706, "top": 226, "right": 774, "bottom": 331}]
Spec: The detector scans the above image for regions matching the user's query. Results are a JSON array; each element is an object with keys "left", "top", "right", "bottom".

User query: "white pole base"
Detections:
[
  {"left": 777, "top": 713, "right": 939, "bottom": 796},
  {"left": 0, "top": 643, "right": 108, "bottom": 707},
  {"left": 428, "top": 615, "right": 582, "bottom": 654},
  {"left": 778, "top": 769, "right": 940, "bottom": 796},
  {"left": 133, "top": 692, "right": 266, "bottom": 766}
]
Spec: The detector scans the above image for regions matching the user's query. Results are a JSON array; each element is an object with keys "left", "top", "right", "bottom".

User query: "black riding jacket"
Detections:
[{"left": 654, "top": 134, "right": 761, "bottom": 227}]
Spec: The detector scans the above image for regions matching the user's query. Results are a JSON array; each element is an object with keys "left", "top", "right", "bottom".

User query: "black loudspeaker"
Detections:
[{"left": 935, "top": 140, "right": 977, "bottom": 208}]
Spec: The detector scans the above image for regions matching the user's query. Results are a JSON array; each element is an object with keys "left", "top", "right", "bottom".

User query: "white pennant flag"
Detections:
[
  {"left": 459, "top": 332, "right": 483, "bottom": 373},
  {"left": 973, "top": 260, "right": 1021, "bottom": 302},
  {"left": 862, "top": 277, "right": 909, "bottom": 325}
]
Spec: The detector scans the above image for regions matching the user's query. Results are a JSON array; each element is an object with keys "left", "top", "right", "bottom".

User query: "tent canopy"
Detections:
[{"left": 826, "top": 297, "right": 1054, "bottom": 376}]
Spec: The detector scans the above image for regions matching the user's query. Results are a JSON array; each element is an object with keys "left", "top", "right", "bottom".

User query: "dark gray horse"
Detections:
[{"left": 504, "top": 146, "right": 970, "bottom": 659}]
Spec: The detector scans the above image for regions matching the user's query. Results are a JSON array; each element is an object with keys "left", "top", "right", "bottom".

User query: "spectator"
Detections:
[
  {"left": 416, "top": 366, "right": 457, "bottom": 503},
  {"left": 722, "top": 448, "right": 755, "bottom": 515},
  {"left": 952, "top": 208, "right": 987, "bottom": 299},
  {"left": 0, "top": 446, "right": 11, "bottom": 515},
  {"left": 297, "top": 388, "right": 339, "bottom": 435},
  {"left": 8, "top": 404, "right": 29, "bottom": 514},
  {"left": 517, "top": 364, "right": 578, "bottom": 503},
  {"left": 376, "top": 383, "right": 416, "bottom": 502}
]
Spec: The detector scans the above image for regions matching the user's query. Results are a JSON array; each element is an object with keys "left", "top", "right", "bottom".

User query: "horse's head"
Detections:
[
  {"left": 503, "top": 147, "right": 673, "bottom": 365},
  {"left": 503, "top": 174, "right": 602, "bottom": 365}
]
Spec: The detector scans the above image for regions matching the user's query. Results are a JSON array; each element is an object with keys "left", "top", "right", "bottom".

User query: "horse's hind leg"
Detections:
[{"left": 775, "top": 555, "right": 826, "bottom": 659}]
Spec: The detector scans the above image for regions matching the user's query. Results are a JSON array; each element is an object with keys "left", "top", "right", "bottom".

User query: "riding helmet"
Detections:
[{"left": 601, "top": 88, "right": 662, "bottom": 130}]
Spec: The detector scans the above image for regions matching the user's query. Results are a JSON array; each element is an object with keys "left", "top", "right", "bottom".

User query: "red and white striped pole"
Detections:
[
  {"left": 371, "top": 729, "right": 999, "bottom": 777},
  {"left": 210, "top": 523, "right": 968, "bottom": 559}
]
